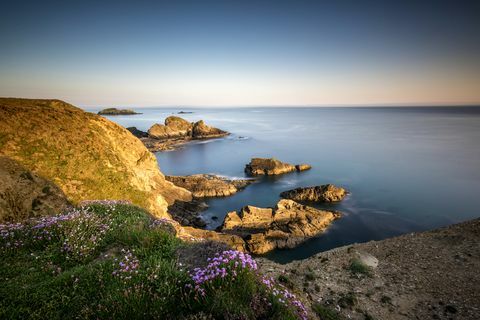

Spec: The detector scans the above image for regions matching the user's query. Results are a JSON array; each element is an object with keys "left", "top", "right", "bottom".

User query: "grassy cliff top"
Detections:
[{"left": 0, "top": 98, "right": 190, "bottom": 219}]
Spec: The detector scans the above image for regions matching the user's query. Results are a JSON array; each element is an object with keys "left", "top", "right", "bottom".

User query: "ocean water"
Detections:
[{"left": 91, "top": 106, "right": 480, "bottom": 263}]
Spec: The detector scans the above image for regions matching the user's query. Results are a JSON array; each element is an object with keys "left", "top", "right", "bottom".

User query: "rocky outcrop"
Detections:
[
  {"left": 192, "top": 120, "right": 228, "bottom": 138},
  {"left": 126, "top": 127, "right": 148, "bottom": 138},
  {"left": 245, "top": 158, "right": 311, "bottom": 176},
  {"left": 179, "top": 226, "right": 246, "bottom": 252},
  {"left": 295, "top": 164, "right": 312, "bottom": 171},
  {"left": 0, "top": 157, "right": 71, "bottom": 223},
  {"left": 0, "top": 98, "right": 191, "bottom": 220},
  {"left": 144, "top": 116, "right": 228, "bottom": 151},
  {"left": 280, "top": 184, "right": 348, "bottom": 202},
  {"left": 166, "top": 174, "right": 254, "bottom": 198},
  {"left": 221, "top": 199, "right": 341, "bottom": 254},
  {"left": 98, "top": 108, "right": 140, "bottom": 115}
]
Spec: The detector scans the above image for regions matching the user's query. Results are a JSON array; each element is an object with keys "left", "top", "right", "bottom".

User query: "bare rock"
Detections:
[
  {"left": 221, "top": 199, "right": 341, "bottom": 254},
  {"left": 126, "top": 127, "right": 148, "bottom": 138},
  {"left": 295, "top": 164, "right": 312, "bottom": 171},
  {"left": 245, "top": 158, "right": 297, "bottom": 176},
  {"left": 280, "top": 184, "right": 348, "bottom": 202},
  {"left": 192, "top": 120, "right": 228, "bottom": 139},
  {"left": 166, "top": 174, "right": 254, "bottom": 198}
]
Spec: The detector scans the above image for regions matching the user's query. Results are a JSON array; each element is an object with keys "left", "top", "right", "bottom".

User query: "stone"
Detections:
[
  {"left": 245, "top": 158, "right": 297, "bottom": 176},
  {"left": 280, "top": 184, "right": 348, "bottom": 202},
  {"left": 221, "top": 199, "right": 341, "bottom": 254},
  {"left": 166, "top": 174, "right": 254, "bottom": 198},
  {"left": 295, "top": 164, "right": 312, "bottom": 171},
  {"left": 126, "top": 127, "right": 148, "bottom": 138},
  {"left": 192, "top": 120, "right": 228, "bottom": 138}
]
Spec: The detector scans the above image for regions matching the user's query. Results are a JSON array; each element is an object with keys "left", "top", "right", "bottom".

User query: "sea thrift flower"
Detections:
[{"left": 112, "top": 249, "right": 140, "bottom": 281}]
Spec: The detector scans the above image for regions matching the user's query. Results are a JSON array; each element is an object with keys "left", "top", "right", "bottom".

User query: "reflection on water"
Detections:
[{"left": 98, "top": 106, "right": 480, "bottom": 263}]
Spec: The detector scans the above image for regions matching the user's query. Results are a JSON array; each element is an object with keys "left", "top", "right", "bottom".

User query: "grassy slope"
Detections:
[
  {"left": 0, "top": 203, "right": 305, "bottom": 319},
  {"left": 0, "top": 98, "right": 190, "bottom": 218}
]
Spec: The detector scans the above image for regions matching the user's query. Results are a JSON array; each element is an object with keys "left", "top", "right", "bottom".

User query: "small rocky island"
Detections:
[
  {"left": 245, "top": 158, "right": 311, "bottom": 176},
  {"left": 221, "top": 199, "right": 342, "bottom": 254},
  {"left": 98, "top": 107, "right": 141, "bottom": 115},
  {"left": 127, "top": 116, "right": 229, "bottom": 152},
  {"left": 280, "top": 184, "right": 348, "bottom": 202}
]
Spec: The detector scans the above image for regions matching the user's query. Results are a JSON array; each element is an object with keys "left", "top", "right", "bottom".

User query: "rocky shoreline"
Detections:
[{"left": 259, "top": 218, "right": 480, "bottom": 320}]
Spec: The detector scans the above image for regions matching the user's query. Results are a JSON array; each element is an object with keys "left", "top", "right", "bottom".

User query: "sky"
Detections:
[{"left": 0, "top": 0, "right": 479, "bottom": 107}]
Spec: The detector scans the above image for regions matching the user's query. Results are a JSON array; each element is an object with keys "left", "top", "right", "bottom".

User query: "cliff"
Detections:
[{"left": 0, "top": 98, "right": 191, "bottom": 219}]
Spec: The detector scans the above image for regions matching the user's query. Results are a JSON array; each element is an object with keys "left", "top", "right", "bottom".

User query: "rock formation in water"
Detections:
[
  {"left": 295, "top": 164, "right": 312, "bottom": 171},
  {"left": 166, "top": 174, "right": 254, "bottom": 198},
  {"left": 98, "top": 108, "right": 141, "bottom": 115},
  {"left": 245, "top": 158, "right": 311, "bottom": 176},
  {"left": 143, "top": 116, "right": 228, "bottom": 151},
  {"left": 221, "top": 199, "right": 341, "bottom": 254},
  {"left": 280, "top": 184, "right": 348, "bottom": 202},
  {"left": 192, "top": 120, "right": 228, "bottom": 138},
  {"left": 0, "top": 98, "right": 191, "bottom": 220},
  {"left": 0, "top": 157, "right": 71, "bottom": 223},
  {"left": 126, "top": 127, "right": 149, "bottom": 138}
]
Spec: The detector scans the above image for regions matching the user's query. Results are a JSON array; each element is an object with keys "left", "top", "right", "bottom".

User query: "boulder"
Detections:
[
  {"left": 192, "top": 120, "right": 228, "bottom": 138},
  {"left": 245, "top": 158, "right": 297, "bottom": 176},
  {"left": 280, "top": 184, "right": 348, "bottom": 202},
  {"left": 127, "top": 127, "right": 148, "bottom": 138},
  {"left": 295, "top": 164, "right": 312, "bottom": 171},
  {"left": 221, "top": 199, "right": 341, "bottom": 254},
  {"left": 148, "top": 123, "right": 186, "bottom": 139},
  {"left": 164, "top": 116, "right": 193, "bottom": 135},
  {"left": 166, "top": 174, "right": 253, "bottom": 198}
]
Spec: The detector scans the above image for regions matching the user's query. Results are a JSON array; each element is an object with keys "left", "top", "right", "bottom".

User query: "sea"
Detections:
[{"left": 87, "top": 106, "right": 480, "bottom": 263}]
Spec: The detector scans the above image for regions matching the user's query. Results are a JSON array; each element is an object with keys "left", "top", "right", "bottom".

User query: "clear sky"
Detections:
[{"left": 1, "top": 0, "right": 479, "bottom": 107}]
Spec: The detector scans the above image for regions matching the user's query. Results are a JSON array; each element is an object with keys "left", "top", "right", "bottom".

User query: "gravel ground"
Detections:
[{"left": 259, "top": 218, "right": 480, "bottom": 320}]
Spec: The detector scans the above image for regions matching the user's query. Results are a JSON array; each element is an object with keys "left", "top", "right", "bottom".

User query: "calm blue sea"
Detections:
[{"left": 88, "top": 106, "right": 480, "bottom": 263}]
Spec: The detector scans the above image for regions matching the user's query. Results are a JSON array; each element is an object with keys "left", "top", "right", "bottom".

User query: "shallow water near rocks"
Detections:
[{"left": 95, "top": 106, "right": 480, "bottom": 263}]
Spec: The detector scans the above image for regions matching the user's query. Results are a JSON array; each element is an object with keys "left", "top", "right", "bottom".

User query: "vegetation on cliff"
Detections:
[
  {"left": 0, "top": 202, "right": 308, "bottom": 319},
  {"left": 0, "top": 98, "right": 190, "bottom": 219}
]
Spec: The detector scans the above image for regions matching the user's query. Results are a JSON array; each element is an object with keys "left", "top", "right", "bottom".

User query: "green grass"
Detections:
[
  {"left": 348, "top": 259, "right": 372, "bottom": 277},
  {"left": 312, "top": 303, "right": 343, "bottom": 320},
  {"left": 0, "top": 203, "right": 305, "bottom": 319}
]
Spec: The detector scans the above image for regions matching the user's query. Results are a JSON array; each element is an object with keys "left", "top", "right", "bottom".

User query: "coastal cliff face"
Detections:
[
  {"left": 0, "top": 157, "right": 71, "bottom": 222},
  {"left": 0, "top": 98, "right": 191, "bottom": 219}
]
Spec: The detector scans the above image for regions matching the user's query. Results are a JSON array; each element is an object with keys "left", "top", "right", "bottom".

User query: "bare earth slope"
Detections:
[
  {"left": 0, "top": 98, "right": 191, "bottom": 219},
  {"left": 259, "top": 218, "right": 480, "bottom": 319}
]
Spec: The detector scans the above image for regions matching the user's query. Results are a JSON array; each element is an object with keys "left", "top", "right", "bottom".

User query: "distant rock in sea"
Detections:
[
  {"left": 221, "top": 199, "right": 341, "bottom": 254},
  {"left": 245, "top": 158, "right": 311, "bottom": 176},
  {"left": 280, "top": 184, "right": 348, "bottom": 202},
  {"left": 178, "top": 111, "right": 193, "bottom": 114},
  {"left": 98, "top": 108, "right": 141, "bottom": 115}
]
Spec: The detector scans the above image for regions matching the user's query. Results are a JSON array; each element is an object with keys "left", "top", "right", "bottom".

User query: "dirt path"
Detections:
[{"left": 259, "top": 218, "right": 480, "bottom": 319}]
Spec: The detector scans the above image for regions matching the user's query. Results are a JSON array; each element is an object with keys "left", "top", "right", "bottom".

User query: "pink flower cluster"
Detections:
[
  {"left": 262, "top": 276, "right": 308, "bottom": 320},
  {"left": 186, "top": 250, "right": 258, "bottom": 296},
  {"left": 112, "top": 249, "right": 140, "bottom": 280},
  {"left": 79, "top": 200, "right": 131, "bottom": 206}
]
